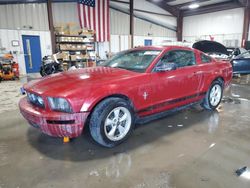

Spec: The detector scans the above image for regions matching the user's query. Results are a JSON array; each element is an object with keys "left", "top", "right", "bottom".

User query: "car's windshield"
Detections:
[{"left": 102, "top": 50, "right": 161, "bottom": 73}]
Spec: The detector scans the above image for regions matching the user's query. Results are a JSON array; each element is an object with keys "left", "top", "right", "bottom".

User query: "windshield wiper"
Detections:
[
  {"left": 103, "top": 65, "right": 144, "bottom": 73},
  {"left": 119, "top": 67, "right": 144, "bottom": 73}
]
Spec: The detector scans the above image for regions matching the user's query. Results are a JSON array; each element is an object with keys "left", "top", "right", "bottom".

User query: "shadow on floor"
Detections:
[{"left": 27, "top": 107, "right": 218, "bottom": 162}]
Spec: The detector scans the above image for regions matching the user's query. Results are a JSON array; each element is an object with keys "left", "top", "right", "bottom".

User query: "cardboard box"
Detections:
[
  {"left": 68, "top": 23, "right": 81, "bottom": 35},
  {"left": 54, "top": 23, "right": 70, "bottom": 35}
]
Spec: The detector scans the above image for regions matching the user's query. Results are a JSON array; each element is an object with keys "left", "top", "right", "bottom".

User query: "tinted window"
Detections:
[
  {"left": 159, "top": 50, "right": 196, "bottom": 68},
  {"left": 201, "top": 53, "right": 212, "bottom": 63}
]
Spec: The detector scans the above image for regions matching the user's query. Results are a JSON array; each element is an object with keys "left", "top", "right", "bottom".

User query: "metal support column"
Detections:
[
  {"left": 241, "top": 7, "right": 250, "bottom": 47},
  {"left": 177, "top": 12, "right": 183, "bottom": 42},
  {"left": 47, "top": 0, "right": 56, "bottom": 53},
  {"left": 130, "top": 0, "right": 134, "bottom": 48}
]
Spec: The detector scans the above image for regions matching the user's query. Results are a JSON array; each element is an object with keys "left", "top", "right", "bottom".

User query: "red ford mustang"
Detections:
[{"left": 19, "top": 46, "right": 232, "bottom": 147}]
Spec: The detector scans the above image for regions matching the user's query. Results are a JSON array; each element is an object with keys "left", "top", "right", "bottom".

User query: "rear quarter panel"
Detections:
[{"left": 201, "top": 59, "right": 232, "bottom": 92}]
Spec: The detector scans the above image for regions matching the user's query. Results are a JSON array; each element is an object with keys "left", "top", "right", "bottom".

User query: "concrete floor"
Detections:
[{"left": 0, "top": 75, "right": 250, "bottom": 188}]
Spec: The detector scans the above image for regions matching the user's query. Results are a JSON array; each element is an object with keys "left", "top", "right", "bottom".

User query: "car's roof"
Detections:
[{"left": 132, "top": 45, "right": 193, "bottom": 51}]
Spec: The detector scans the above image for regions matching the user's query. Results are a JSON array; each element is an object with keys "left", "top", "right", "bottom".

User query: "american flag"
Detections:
[{"left": 78, "top": 0, "right": 110, "bottom": 42}]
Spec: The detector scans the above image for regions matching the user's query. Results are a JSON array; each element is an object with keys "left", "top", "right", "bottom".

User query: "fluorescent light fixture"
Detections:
[{"left": 189, "top": 3, "right": 200, "bottom": 9}]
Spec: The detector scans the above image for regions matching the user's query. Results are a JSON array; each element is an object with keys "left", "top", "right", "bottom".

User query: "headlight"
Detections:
[
  {"left": 27, "top": 92, "right": 44, "bottom": 108},
  {"left": 37, "top": 96, "right": 44, "bottom": 106},
  {"left": 48, "top": 97, "right": 72, "bottom": 113}
]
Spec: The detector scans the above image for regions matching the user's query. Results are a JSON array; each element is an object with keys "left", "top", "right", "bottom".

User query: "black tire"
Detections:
[
  {"left": 201, "top": 80, "right": 224, "bottom": 110},
  {"left": 89, "top": 97, "right": 135, "bottom": 147}
]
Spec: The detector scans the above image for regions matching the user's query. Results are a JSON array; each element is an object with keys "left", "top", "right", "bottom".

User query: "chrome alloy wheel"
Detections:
[
  {"left": 209, "top": 84, "right": 222, "bottom": 107},
  {"left": 104, "top": 107, "right": 132, "bottom": 141}
]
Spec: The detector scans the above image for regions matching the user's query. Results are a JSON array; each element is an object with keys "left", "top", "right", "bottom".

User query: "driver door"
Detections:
[{"left": 148, "top": 49, "right": 201, "bottom": 114}]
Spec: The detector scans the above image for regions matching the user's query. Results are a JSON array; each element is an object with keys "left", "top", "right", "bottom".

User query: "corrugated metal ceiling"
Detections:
[
  {"left": 0, "top": 0, "right": 76, "bottom": 4},
  {"left": 170, "top": 0, "right": 232, "bottom": 10},
  {"left": 0, "top": 0, "right": 235, "bottom": 7}
]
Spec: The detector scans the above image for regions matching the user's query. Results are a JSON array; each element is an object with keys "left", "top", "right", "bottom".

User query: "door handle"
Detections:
[
  {"left": 193, "top": 71, "right": 203, "bottom": 75},
  {"left": 189, "top": 71, "right": 203, "bottom": 79}
]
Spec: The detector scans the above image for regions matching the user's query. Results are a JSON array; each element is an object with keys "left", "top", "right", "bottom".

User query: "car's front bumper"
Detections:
[{"left": 19, "top": 97, "right": 89, "bottom": 138}]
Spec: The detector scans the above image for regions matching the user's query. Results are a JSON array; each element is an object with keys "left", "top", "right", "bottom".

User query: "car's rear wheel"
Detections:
[
  {"left": 89, "top": 97, "right": 135, "bottom": 147},
  {"left": 201, "top": 80, "right": 223, "bottom": 110}
]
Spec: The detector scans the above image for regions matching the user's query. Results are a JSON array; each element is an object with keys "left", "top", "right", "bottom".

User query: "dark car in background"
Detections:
[
  {"left": 230, "top": 52, "right": 250, "bottom": 74},
  {"left": 192, "top": 40, "right": 229, "bottom": 60},
  {"left": 193, "top": 40, "right": 250, "bottom": 75},
  {"left": 228, "top": 47, "right": 248, "bottom": 58}
]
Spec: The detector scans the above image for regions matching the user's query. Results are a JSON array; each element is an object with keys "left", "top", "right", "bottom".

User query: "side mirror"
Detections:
[{"left": 155, "top": 62, "right": 177, "bottom": 72}]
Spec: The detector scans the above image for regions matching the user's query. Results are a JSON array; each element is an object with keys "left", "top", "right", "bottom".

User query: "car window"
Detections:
[
  {"left": 239, "top": 48, "right": 248, "bottom": 54},
  {"left": 236, "top": 51, "right": 250, "bottom": 58},
  {"left": 158, "top": 50, "right": 196, "bottom": 68},
  {"left": 102, "top": 50, "right": 161, "bottom": 73},
  {"left": 201, "top": 53, "right": 212, "bottom": 63}
]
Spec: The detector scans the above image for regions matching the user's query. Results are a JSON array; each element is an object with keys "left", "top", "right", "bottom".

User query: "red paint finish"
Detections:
[
  {"left": 19, "top": 46, "right": 232, "bottom": 138},
  {"left": 19, "top": 97, "right": 89, "bottom": 138}
]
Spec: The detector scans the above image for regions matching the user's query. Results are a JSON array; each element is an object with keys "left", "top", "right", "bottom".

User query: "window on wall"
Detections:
[
  {"left": 160, "top": 50, "right": 196, "bottom": 68},
  {"left": 201, "top": 53, "right": 212, "bottom": 63},
  {"left": 144, "top": 39, "right": 152, "bottom": 46}
]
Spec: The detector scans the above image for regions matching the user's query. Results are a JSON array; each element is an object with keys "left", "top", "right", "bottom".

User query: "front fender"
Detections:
[{"left": 79, "top": 92, "right": 133, "bottom": 112}]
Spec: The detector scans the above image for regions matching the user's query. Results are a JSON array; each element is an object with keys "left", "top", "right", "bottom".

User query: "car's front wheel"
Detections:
[
  {"left": 201, "top": 80, "right": 223, "bottom": 110},
  {"left": 89, "top": 97, "right": 135, "bottom": 147}
]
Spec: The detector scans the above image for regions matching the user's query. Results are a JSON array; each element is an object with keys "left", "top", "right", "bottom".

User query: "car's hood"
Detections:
[
  {"left": 24, "top": 66, "right": 138, "bottom": 97},
  {"left": 192, "top": 40, "right": 229, "bottom": 56}
]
